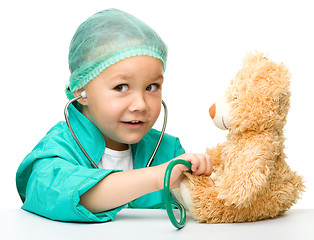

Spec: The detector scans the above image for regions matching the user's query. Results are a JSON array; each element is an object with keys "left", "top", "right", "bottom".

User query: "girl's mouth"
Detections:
[{"left": 122, "top": 121, "right": 144, "bottom": 129}]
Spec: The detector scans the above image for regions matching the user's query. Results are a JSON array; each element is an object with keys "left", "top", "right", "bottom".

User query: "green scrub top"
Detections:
[{"left": 16, "top": 104, "right": 185, "bottom": 222}]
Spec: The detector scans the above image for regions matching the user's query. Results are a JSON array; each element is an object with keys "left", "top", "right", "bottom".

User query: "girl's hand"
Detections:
[{"left": 156, "top": 153, "right": 213, "bottom": 189}]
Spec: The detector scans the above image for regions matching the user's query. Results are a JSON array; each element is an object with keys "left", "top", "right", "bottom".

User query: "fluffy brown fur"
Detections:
[{"left": 183, "top": 52, "right": 305, "bottom": 223}]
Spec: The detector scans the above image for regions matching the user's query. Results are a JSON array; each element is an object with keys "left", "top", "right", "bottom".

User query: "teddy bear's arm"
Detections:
[
  {"left": 206, "top": 143, "right": 225, "bottom": 169},
  {"left": 216, "top": 142, "right": 273, "bottom": 207}
]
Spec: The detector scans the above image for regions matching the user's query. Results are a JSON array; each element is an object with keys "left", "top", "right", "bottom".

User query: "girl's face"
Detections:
[{"left": 77, "top": 55, "right": 164, "bottom": 151}]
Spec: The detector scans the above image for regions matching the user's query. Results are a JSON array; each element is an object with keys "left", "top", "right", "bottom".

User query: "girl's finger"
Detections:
[
  {"left": 189, "top": 154, "right": 200, "bottom": 173},
  {"left": 192, "top": 154, "right": 206, "bottom": 176}
]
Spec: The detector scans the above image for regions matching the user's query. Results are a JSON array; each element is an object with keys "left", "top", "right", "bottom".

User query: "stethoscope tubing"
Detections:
[
  {"left": 64, "top": 96, "right": 168, "bottom": 168},
  {"left": 64, "top": 95, "right": 98, "bottom": 168},
  {"left": 146, "top": 100, "right": 168, "bottom": 167},
  {"left": 64, "top": 96, "right": 190, "bottom": 229},
  {"left": 164, "top": 159, "right": 191, "bottom": 229}
]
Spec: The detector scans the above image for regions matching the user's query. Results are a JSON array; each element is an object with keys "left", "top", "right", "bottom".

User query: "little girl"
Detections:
[{"left": 16, "top": 8, "right": 212, "bottom": 222}]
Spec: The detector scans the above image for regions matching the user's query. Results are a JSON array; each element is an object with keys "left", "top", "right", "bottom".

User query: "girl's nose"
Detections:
[
  {"left": 129, "top": 95, "right": 148, "bottom": 112},
  {"left": 209, "top": 103, "right": 216, "bottom": 119}
]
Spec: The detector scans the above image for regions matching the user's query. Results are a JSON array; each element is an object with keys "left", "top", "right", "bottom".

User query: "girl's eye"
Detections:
[
  {"left": 114, "top": 84, "right": 129, "bottom": 92},
  {"left": 146, "top": 84, "right": 159, "bottom": 92}
]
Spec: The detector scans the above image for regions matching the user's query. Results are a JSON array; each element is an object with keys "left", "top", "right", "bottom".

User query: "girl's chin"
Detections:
[
  {"left": 122, "top": 136, "right": 143, "bottom": 145},
  {"left": 103, "top": 128, "right": 151, "bottom": 149}
]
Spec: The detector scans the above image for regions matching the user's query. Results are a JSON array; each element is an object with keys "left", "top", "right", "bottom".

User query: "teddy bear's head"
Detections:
[{"left": 209, "top": 52, "right": 291, "bottom": 134}]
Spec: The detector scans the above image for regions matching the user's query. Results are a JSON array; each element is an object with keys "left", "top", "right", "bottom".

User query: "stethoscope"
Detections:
[{"left": 64, "top": 90, "right": 191, "bottom": 229}]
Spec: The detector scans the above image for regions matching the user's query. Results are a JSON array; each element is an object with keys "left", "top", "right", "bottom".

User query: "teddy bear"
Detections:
[{"left": 173, "top": 51, "right": 305, "bottom": 223}]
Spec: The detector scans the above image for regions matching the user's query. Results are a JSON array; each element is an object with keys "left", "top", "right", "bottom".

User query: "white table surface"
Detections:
[{"left": 1, "top": 208, "right": 313, "bottom": 240}]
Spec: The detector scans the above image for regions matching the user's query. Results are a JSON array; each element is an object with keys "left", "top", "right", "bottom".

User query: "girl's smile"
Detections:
[{"left": 121, "top": 121, "right": 145, "bottom": 129}]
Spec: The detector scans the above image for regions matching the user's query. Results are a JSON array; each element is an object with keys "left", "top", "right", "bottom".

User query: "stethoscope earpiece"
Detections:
[{"left": 81, "top": 90, "right": 87, "bottom": 98}]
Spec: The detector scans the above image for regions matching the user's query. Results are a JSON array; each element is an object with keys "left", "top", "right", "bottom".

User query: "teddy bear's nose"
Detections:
[{"left": 209, "top": 103, "right": 216, "bottom": 119}]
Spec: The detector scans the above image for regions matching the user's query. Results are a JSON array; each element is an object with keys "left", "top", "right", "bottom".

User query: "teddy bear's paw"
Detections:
[
  {"left": 172, "top": 178, "right": 197, "bottom": 219},
  {"left": 180, "top": 178, "right": 195, "bottom": 213}
]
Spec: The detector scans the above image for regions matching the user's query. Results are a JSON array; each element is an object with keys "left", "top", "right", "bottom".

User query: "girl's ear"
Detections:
[{"left": 74, "top": 89, "right": 88, "bottom": 106}]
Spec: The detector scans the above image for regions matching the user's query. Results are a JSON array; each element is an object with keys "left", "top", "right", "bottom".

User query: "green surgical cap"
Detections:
[{"left": 66, "top": 8, "right": 168, "bottom": 99}]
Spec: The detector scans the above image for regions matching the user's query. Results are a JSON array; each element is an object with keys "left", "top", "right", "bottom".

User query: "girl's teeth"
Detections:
[{"left": 131, "top": 121, "right": 139, "bottom": 123}]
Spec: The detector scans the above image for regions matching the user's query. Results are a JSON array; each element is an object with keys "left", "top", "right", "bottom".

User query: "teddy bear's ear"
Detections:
[
  {"left": 250, "top": 61, "right": 291, "bottom": 100},
  {"left": 258, "top": 61, "right": 291, "bottom": 93},
  {"left": 242, "top": 51, "right": 266, "bottom": 66}
]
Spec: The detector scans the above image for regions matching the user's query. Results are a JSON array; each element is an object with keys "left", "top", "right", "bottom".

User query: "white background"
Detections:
[{"left": 1, "top": 0, "right": 313, "bottom": 209}]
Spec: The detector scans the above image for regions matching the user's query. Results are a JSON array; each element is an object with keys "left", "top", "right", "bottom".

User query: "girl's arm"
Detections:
[{"left": 79, "top": 153, "right": 212, "bottom": 213}]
